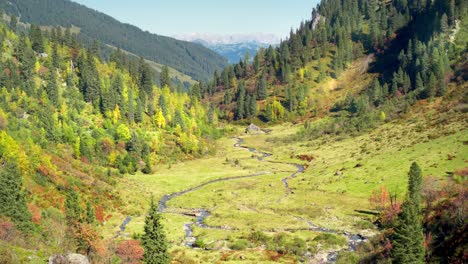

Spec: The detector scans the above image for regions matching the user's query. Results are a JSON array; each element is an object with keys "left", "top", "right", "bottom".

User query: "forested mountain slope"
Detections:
[
  {"left": 196, "top": 0, "right": 466, "bottom": 126},
  {"left": 0, "top": 0, "right": 227, "bottom": 81},
  {"left": 0, "top": 18, "right": 221, "bottom": 261}
]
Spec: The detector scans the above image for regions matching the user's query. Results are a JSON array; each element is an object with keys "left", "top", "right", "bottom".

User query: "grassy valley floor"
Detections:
[{"left": 105, "top": 100, "right": 467, "bottom": 263}]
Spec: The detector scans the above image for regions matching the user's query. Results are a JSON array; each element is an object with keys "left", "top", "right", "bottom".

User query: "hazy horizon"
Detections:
[{"left": 72, "top": 0, "right": 319, "bottom": 41}]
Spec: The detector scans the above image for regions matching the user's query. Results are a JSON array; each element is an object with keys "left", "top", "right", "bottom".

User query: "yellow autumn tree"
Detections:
[{"left": 155, "top": 109, "right": 166, "bottom": 128}]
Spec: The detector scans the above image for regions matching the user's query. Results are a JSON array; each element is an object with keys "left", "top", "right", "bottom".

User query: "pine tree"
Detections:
[
  {"left": 85, "top": 201, "right": 96, "bottom": 224},
  {"left": 160, "top": 66, "right": 171, "bottom": 89},
  {"left": 127, "top": 89, "right": 135, "bottom": 123},
  {"left": 440, "top": 14, "right": 449, "bottom": 34},
  {"left": 256, "top": 74, "right": 268, "bottom": 100},
  {"left": 46, "top": 71, "right": 60, "bottom": 107},
  {"left": 235, "top": 82, "right": 246, "bottom": 120},
  {"left": 135, "top": 98, "right": 143, "bottom": 123},
  {"left": 29, "top": 25, "right": 45, "bottom": 53},
  {"left": 0, "top": 160, "right": 33, "bottom": 232},
  {"left": 52, "top": 43, "right": 60, "bottom": 69},
  {"left": 9, "top": 15, "right": 17, "bottom": 32},
  {"left": 139, "top": 59, "right": 153, "bottom": 96},
  {"left": 158, "top": 95, "right": 168, "bottom": 118},
  {"left": 249, "top": 95, "right": 257, "bottom": 118},
  {"left": 142, "top": 198, "right": 169, "bottom": 264},
  {"left": 392, "top": 162, "right": 425, "bottom": 263},
  {"left": 65, "top": 188, "right": 83, "bottom": 224}
]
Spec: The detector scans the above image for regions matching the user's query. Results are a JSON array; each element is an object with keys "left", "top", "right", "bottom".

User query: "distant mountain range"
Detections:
[
  {"left": 0, "top": 0, "right": 227, "bottom": 81},
  {"left": 175, "top": 33, "right": 280, "bottom": 64}
]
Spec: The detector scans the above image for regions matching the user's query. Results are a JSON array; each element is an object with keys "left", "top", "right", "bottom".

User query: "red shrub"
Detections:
[
  {"left": 28, "top": 203, "right": 42, "bottom": 223},
  {"left": 116, "top": 240, "right": 144, "bottom": 263},
  {"left": 95, "top": 206, "right": 104, "bottom": 223},
  {"left": 0, "top": 220, "right": 16, "bottom": 241},
  {"left": 369, "top": 186, "right": 390, "bottom": 211}
]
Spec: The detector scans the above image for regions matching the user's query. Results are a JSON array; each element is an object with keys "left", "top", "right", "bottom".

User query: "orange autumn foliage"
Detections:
[
  {"left": 116, "top": 240, "right": 144, "bottom": 263},
  {"left": 28, "top": 203, "right": 41, "bottom": 223}
]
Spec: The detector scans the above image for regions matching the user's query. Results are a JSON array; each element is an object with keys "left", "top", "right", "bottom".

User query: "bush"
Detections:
[
  {"left": 266, "top": 232, "right": 288, "bottom": 253},
  {"left": 116, "top": 240, "right": 144, "bottom": 264},
  {"left": 230, "top": 239, "right": 249, "bottom": 250},
  {"left": 336, "top": 251, "right": 359, "bottom": 264},
  {"left": 286, "top": 237, "right": 307, "bottom": 256},
  {"left": 248, "top": 230, "right": 269, "bottom": 244},
  {"left": 313, "top": 233, "right": 347, "bottom": 248},
  {"left": 193, "top": 238, "right": 206, "bottom": 249}
]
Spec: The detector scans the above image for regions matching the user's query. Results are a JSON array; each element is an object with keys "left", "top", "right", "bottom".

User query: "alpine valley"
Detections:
[{"left": 0, "top": 0, "right": 466, "bottom": 264}]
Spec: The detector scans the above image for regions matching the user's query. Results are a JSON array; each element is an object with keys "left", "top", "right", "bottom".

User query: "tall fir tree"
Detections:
[
  {"left": 85, "top": 201, "right": 96, "bottom": 224},
  {"left": 0, "top": 159, "right": 32, "bottom": 232},
  {"left": 142, "top": 198, "right": 169, "bottom": 264},
  {"left": 392, "top": 162, "right": 425, "bottom": 263},
  {"left": 160, "top": 66, "right": 171, "bottom": 89},
  {"left": 46, "top": 71, "right": 60, "bottom": 107},
  {"left": 256, "top": 74, "right": 268, "bottom": 100},
  {"left": 9, "top": 15, "right": 17, "bottom": 32},
  {"left": 65, "top": 188, "right": 83, "bottom": 224}
]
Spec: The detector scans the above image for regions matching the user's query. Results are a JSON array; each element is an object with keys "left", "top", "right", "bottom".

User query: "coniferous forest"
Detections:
[{"left": 0, "top": 0, "right": 466, "bottom": 263}]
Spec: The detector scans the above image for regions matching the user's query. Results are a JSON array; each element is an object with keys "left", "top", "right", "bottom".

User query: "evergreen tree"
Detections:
[
  {"left": 235, "top": 82, "right": 246, "bottom": 120},
  {"left": 29, "top": 25, "right": 45, "bottom": 53},
  {"left": 0, "top": 160, "right": 32, "bottom": 232},
  {"left": 223, "top": 90, "right": 231, "bottom": 105},
  {"left": 160, "top": 66, "right": 171, "bottom": 89},
  {"left": 158, "top": 95, "right": 168, "bottom": 118},
  {"left": 46, "top": 71, "right": 60, "bottom": 107},
  {"left": 440, "top": 13, "right": 449, "bottom": 34},
  {"left": 135, "top": 98, "right": 143, "bottom": 123},
  {"left": 9, "top": 15, "right": 17, "bottom": 32},
  {"left": 65, "top": 188, "right": 83, "bottom": 224},
  {"left": 142, "top": 198, "right": 169, "bottom": 264},
  {"left": 139, "top": 59, "right": 153, "bottom": 96},
  {"left": 256, "top": 74, "right": 268, "bottom": 100},
  {"left": 249, "top": 95, "right": 257, "bottom": 118},
  {"left": 127, "top": 89, "right": 135, "bottom": 123},
  {"left": 52, "top": 43, "right": 60, "bottom": 69},
  {"left": 392, "top": 162, "right": 425, "bottom": 263},
  {"left": 85, "top": 201, "right": 96, "bottom": 224}
]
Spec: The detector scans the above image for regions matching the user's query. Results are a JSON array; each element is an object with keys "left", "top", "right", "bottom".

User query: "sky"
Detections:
[{"left": 72, "top": 0, "right": 319, "bottom": 41}]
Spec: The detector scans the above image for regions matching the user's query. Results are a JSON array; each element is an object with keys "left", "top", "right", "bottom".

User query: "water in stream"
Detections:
[{"left": 145, "top": 137, "right": 367, "bottom": 263}]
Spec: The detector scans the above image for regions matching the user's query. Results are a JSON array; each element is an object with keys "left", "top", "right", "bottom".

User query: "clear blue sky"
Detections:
[{"left": 72, "top": 0, "right": 319, "bottom": 38}]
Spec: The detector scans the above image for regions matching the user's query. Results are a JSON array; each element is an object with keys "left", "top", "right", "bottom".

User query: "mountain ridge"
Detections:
[{"left": 0, "top": 0, "right": 227, "bottom": 81}]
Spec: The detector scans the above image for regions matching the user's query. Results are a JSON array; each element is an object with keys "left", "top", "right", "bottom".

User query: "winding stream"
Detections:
[{"left": 118, "top": 136, "right": 367, "bottom": 262}]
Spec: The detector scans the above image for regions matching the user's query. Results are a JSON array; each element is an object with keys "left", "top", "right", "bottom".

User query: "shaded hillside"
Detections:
[{"left": 0, "top": 0, "right": 227, "bottom": 81}]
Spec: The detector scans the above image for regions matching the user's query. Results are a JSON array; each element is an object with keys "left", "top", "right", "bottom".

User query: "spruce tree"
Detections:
[
  {"left": 256, "top": 75, "right": 268, "bottom": 100},
  {"left": 9, "top": 15, "right": 17, "bottom": 32},
  {"left": 65, "top": 188, "right": 83, "bottom": 224},
  {"left": 46, "top": 71, "right": 60, "bottom": 107},
  {"left": 85, "top": 201, "right": 96, "bottom": 224},
  {"left": 392, "top": 162, "right": 425, "bottom": 263},
  {"left": 235, "top": 82, "right": 246, "bottom": 120},
  {"left": 0, "top": 160, "right": 32, "bottom": 232},
  {"left": 160, "top": 66, "right": 171, "bottom": 89},
  {"left": 142, "top": 198, "right": 169, "bottom": 264}
]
